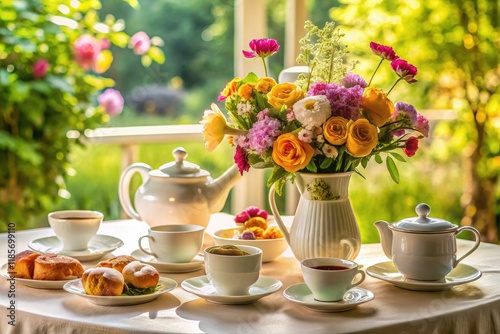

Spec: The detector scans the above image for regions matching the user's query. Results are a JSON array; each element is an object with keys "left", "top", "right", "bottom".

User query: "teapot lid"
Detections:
[
  {"left": 155, "top": 147, "right": 210, "bottom": 178},
  {"left": 391, "top": 203, "right": 457, "bottom": 232}
]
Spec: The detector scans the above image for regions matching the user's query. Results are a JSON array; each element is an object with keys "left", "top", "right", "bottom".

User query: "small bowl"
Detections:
[{"left": 212, "top": 227, "right": 288, "bottom": 262}]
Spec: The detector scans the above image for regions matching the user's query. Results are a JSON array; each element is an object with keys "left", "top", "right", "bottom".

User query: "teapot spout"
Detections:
[
  {"left": 206, "top": 164, "right": 242, "bottom": 214},
  {"left": 375, "top": 221, "right": 393, "bottom": 260}
]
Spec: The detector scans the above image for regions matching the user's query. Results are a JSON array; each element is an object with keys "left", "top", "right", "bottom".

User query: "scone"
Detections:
[
  {"left": 96, "top": 255, "right": 137, "bottom": 273},
  {"left": 82, "top": 267, "right": 124, "bottom": 296},
  {"left": 33, "top": 254, "right": 84, "bottom": 280},
  {"left": 122, "top": 261, "right": 160, "bottom": 289},
  {"left": 11, "top": 250, "right": 40, "bottom": 279}
]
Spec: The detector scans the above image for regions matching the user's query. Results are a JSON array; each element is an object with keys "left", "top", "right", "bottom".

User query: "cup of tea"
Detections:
[
  {"left": 204, "top": 245, "right": 262, "bottom": 296},
  {"left": 138, "top": 224, "right": 204, "bottom": 263},
  {"left": 48, "top": 210, "right": 103, "bottom": 251},
  {"left": 301, "top": 257, "right": 365, "bottom": 302}
]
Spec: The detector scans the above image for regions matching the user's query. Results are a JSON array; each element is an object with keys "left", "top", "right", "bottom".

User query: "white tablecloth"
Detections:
[{"left": 1, "top": 213, "right": 499, "bottom": 334}]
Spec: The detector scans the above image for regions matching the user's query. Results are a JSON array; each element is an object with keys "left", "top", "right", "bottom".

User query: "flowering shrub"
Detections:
[
  {"left": 0, "top": 1, "right": 164, "bottom": 228},
  {"left": 201, "top": 21, "right": 429, "bottom": 194}
]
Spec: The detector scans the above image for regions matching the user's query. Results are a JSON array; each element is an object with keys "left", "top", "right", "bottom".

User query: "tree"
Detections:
[{"left": 333, "top": 0, "right": 499, "bottom": 242}]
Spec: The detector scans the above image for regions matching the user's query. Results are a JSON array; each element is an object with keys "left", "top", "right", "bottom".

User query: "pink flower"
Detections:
[
  {"left": 130, "top": 31, "right": 151, "bottom": 55},
  {"left": 391, "top": 59, "right": 418, "bottom": 83},
  {"left": 234, "top": 206, "right": 269, "bottom": 224},
  {"left": 370, "top": 42, "right": 398, "bottom": 61},
  {"left": 416, "top": 114, "right": 430, "bottom": 138},
  {"left": 234, "top": 145, "right": 250, "bottom": 175},
  {"left": 403, "top": 136, "right": 419, "bottom": 157},
  {"left": 98, "top": 89, "right": 124, "bottom": 115},
  {"left": 242, "top": 38, "right": 279, "bottom": 59},
  {"left": 74, "top": 34, "right": 101, "bottom": 71},
  {"left": 33, "top": 59, "right": 49, "bottom": 79}
]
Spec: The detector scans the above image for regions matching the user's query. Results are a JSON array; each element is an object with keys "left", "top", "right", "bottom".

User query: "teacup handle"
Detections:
[
  {"left": 138, "top": 235, "right": 157, "bottom": 257},
  {"left": 350, "top": 270, "right": 366, "bottom": 289},
  {"left": 454, "top": 226, "right": 481, "bottom": 267}
]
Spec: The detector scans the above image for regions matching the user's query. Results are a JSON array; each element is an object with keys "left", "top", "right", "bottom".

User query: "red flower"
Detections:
[
  {"left": 403, "top": 136, "right": 419, "bottom": 157},
  {"left": 242, "top": 38, "right": 279, "bottom": 59},
  {"left": 391, "top": 59, "right": 418, "bottom": 83},
  {"left": 234, "top": 145, "right": 250, "bottom": 175},
  {"left": 370, "top": 42, "right": 398, "bottom": 61},
  {"left": 33, "top": 59, "right": 49, "bottom": 79}
]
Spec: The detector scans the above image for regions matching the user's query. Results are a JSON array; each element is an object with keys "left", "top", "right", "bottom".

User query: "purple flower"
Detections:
[
  {"left": 98, "top": 88, "right": 124, "bottom": 115},
  {"left": 370, "top": 42, "right": 399, "bottom": 61},
  {"left": 247, "top": 115, "right": 282, "bottom": 154},
  {"left": 242, "top": 38, "right": 279, "bottom": 59},
  {"left": 392, "top": 102, "right": 418, "bottom": 136},
  {"left": 33, "top": 59, "right": 49, "bottom": 79},
  {"left": 342, "top": 73, "right": 367, "bottom": 88},
  {"left": 234, "top": 145, "right": 250, "bottom": 175},
  {"left": 308, "top": 82, "right": 363, "bottom": 120},
  {"left": 239, "top": 231, "right": 256, "bottom": 240},
  {"left": 416, "top": 114, "right": 430, "bottom": 138},
  {"left": 391, "top": 59, "right": 418, "bottom": 83}
]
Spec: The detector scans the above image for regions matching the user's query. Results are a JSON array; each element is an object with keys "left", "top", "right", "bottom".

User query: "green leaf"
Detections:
[
  {"left": 241, "top": 72, "right": 259, "bottom": 84},
  {"left": 386, "top": 156, "right": 400, "bottom": 183},
  {"left": 389, "top": 151, "right": 407, "bottom": 162},
  {"left": 374, "top": 154, "right": 383, "bottom": 164},
  {"left": 306, "top": 159, "right": 317, "bottom": 172},
  {"left": 148, "top": 46, "right": 165, "bottom": 64},
  {"left": 0, "top": 131, "right": 43, "bottom": 166},
  {"left": 361, "top": 157, "right": 369, "bottom": 169},
  {"left": 109, "top": 32, "right": 129, "bottom": 48},
  {"left": 267, "top": 166, "right": 288, "bottom": 188},
  {"left": 45, "top": 75, "right": 73, "bottom": 93},
  {"left": 320, "top": 157, "right": 333, "bottom": 169}
]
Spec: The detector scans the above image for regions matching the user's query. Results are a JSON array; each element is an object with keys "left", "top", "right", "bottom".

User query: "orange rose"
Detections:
[
  {"left": 238, "top": 83, "right": 255, "bottom": 100},
  {"left": 346, "top": 119, "right": 378, "bottom": 157},
  {"left": 361, "top": 87, "right": 394, "bottom": 127},
  {"left": 272, "top": 133, "right": 314, "bottom": 172},
  {"left": 255, "top": 77, "right": 276, "bottom": 94},
  {"left": 219, "top": 77, "right": 241, "bottom": 100},
  {"left": 267, "top": 83, "right": 305, "bottom": 109},
  {"left": 323, "top": 116, "right": 349, "bottom": 145}
]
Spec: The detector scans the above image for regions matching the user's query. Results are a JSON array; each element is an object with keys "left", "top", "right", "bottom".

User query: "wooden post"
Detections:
[{"left": 284, "top": 0, "right": 308, "bottom": 67}]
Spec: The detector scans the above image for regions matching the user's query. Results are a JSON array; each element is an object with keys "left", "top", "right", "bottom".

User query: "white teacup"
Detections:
[
  {"left": 301, "top": 258, "right": 365, "bottom": 302},
  {"left": 138, "top": 224, "right": 204, "bottom": 263},
  {"left": 204, "top": 245, "right": 262, "bottom": 296},
  {"left": 48, "top": 210, "right": 103, "bottom": 251}
]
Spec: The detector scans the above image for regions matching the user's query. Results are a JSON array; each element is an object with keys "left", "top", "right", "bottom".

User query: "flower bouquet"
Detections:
[{"left": 201, "top": 21, "right": 429, "bottom": 195}]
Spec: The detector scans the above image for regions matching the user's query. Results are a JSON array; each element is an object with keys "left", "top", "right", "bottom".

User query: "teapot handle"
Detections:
[
  {"left": 118, "top": 163, "right": 152, "bottom": 221},
  {"left": 454, "top": 226, "right": 481, "bottom": 267},
  {"left": 268, "top": 184, "right": 290, "bottom": 244}
]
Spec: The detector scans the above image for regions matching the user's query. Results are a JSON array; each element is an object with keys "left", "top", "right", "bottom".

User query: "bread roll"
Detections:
[
  {"left": 96, "top": 255, "right": 137, "bottom": 273},
  {"left": 11, "top": 250, "right": 40, "bottom": 279},
  {"left": 33, "top": 254, "right": 84, "bottom": 280},
  {"left": 82, "top": 267, "right": 124, "bottom": 296},
  {"left": 122, "top": 261, "right": 160, "bottom": 289}
]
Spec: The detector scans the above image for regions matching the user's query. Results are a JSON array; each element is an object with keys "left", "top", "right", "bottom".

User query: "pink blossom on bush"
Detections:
[
  {"left": 98, "top": 88, "right": 124, "bottom": 115},
  {"left": 33, "top": 59, "right": 49, "bottom": 79},
  {"left": 130, "top": 32, "right": 151, "bottom": 55},
  {"left": 74, "top": 34, "right": 101, "bottom": 71}
]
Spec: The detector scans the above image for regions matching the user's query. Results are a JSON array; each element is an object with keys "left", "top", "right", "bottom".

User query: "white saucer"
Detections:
[
  {"left": 131, "top": 249, "right": 204, "bottom": 273},
  {"left": 366, "top": 261, "right": 482, "bottom": 291},
  {"left": 63, "top": 276, "right": 177, "bottom": 306},
  {"left": 283, "top": 283, "right": 374, "bottom": 312},
  {"left": 28, "top": 235, "right": 124, "bottom": 262},
  {"left": 181, "top": 275, "right": 282, "bottom": 304},
  {"left": 0, "top": 263, "right": 74, "bottom": 289}
]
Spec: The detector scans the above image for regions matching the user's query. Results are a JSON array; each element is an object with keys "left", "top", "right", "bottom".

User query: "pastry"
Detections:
[
  {"left": 96, "top": 255, "right": 137, "bottom": 273},
  {"left": 82, "top": 267, "right": 124, "bottom": 296},
  {"left": 33, "top": 254, "right": 84, "bottom": 280},
  {"left": 11, "top": 250, "right": 40, "bottom": 279},
  {"left": 122, "top": 261, "right": 160, "bottom": 289}
]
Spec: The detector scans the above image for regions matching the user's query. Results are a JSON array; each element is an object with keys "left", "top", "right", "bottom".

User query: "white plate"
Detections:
[
  {"left": 63, "top": 277, "right": 177, "bottom": 306},
  {"left": 283, "top": 283, "right": 374, "bottom": 312},
  {"left": 0, "top": 263, "right": 74, "bottom": 289},
  {"left": 366, "top": 261, "right": 482, "bottom": 291},
  {"left": 28, "top": 235, "right": 124, "bottom": 262},
  {"left": 131, "top": 249, "right": 204, "bottom": 273},
  {"left": 181, "top": 275, "right": 282, "bottom": 305}
]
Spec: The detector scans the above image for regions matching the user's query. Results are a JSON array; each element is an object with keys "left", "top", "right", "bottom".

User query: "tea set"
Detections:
[{"left": 14, "top": 149, "right": 483, "bottom": 310}]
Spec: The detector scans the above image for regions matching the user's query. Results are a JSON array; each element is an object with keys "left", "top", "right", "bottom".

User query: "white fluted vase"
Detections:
[{"left": 269, "top": 172, "right": 361, "bottom": 261}]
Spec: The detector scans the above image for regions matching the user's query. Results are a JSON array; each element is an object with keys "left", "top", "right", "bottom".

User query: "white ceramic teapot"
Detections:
[
  {"left": 118, "top": 147, "right": 241, "bottom": 228},
  {"left": 375, "top": 203, "right": 481, "bottom": 281}
]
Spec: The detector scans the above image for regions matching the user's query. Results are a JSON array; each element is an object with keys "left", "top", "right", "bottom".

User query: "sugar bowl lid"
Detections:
[
  {"left": 391, "top": 203, "right": 457, "bottom": 232},
  {"left": 154, "top": 147, "right": 210, "bottom": 178}
]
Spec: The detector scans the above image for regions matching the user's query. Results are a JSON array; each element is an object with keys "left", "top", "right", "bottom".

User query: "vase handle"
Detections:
[
  {"left": 340, "top": 238, "right": 358, "bottom": 260},
  {"left": 268, "top": 184, "right": 291, "bottom": 244}
]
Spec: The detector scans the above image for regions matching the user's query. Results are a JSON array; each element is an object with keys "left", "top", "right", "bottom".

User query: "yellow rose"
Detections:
[
  {"left": 237, "top": 82, "right": 255, "bottom": 100},
  {"left": 201, "top": 103, "right": 247, "bottom": 152},
  {"left": 272, "top": 133, "right": 314, "bottom": 172},
  {"left": 267, "top": 83, "right": 305, "bottom": 109},
  {"left": 361, "top": 87, "right": 394, "bottom": 127},
  {"left": 323, "top": 116, "right": 349, "bottom": 145},
  {"left": 346, "top": 119, "right": 378, "bottom": 157},
  {"left": 219, "top": 77, "right": 241, "bottom": 100},
  {"left": 255, "top": 77, "right": 276, "bottom": 94}
]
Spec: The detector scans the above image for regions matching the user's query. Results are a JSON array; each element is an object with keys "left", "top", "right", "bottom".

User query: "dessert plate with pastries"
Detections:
[
  {"left": 63, "top": 255, "right": 177, "bottom": 306},
  {"left": 1, "top": 250, "right": 85, "bottom": 289},
  {"left": 28, "top": 234, "right": 124, "bottom": 262}
]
